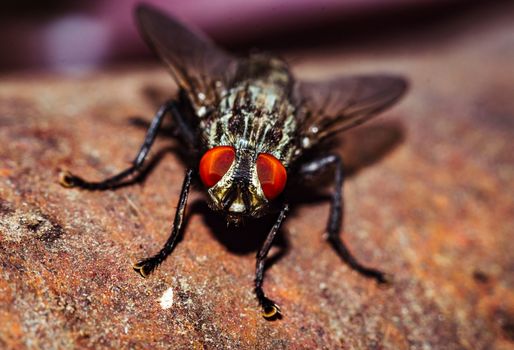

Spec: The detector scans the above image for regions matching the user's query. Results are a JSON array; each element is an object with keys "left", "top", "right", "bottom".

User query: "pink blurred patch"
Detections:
[{"left": 0, "top": 0, "right": 453, "bottom": 72}]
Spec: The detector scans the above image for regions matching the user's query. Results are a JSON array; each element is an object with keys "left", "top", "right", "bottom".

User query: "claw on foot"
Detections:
[
  {"left": 133, "top": 260, "right": 156, "bottom": 278},
  {"left": 262, "top": 301, "right": 282, "bottom": 320},
  {"left": 377, "top": 272, "right": 394, "bottom": 287},
  {"left": 59, "top": 170, "right": 76, "bottom": 188}
]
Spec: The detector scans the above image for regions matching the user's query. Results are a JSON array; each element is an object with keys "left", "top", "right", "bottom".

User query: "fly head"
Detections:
[{"left": 199, "top": 146, "right": 287, "bottom": 222}]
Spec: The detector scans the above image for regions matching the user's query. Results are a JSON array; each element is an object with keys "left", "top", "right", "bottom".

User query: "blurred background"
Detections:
[{"left": 0, "top": 0, "right": 510, "bottom": 74}]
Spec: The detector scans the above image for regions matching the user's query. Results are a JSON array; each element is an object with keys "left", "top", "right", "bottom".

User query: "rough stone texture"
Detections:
[{"left": 1, "top": 7, "right": 513, "bottom": 350}]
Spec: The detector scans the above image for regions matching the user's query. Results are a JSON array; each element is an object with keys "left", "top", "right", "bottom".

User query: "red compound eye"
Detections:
[
  {"left": 256, "top": 153, "right": 287, "bottom": 200},
  {"left": 199, "top": 146, "right": 235, "bottom": 187}
]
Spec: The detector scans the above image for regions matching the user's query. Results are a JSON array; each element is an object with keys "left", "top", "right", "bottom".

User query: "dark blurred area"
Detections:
[{"left": 0, "top": 0, "right": 509, "bottom": 74}]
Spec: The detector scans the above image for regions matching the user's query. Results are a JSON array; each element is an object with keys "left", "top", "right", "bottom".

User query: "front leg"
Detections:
[
  {"left": 255, "top": 204, "right": 289, "bottom": 320},
  {"left": 133, "top": 168, "right": 193, "bottom": 277},
  {"left": 299, "top": 154, "right": 391, "bottom": 284},
  {"left": 59, "top": 100, "right": 194, "bottom": 190}
]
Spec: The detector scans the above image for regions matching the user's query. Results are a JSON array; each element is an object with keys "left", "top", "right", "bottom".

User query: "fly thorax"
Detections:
[{"left": 205, "top": 82, "right": 299, "bottom": 167}]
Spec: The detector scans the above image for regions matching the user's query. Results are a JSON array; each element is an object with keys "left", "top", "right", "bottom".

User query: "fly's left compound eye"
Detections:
[
  {"left": 256, "top": 153, "right": 287, "bottom": 200},
  {"left": 199, "top": 146, "right": 236, "bottom": 188}
]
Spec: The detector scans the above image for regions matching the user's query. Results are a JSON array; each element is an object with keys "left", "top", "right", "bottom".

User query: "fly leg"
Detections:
[
  {"left": 299, "top": 154, "right": 391, "bottom": 284},
  {"left": 59, "top": 100, "right": 194, "bottom": 190},
  {"left": 133, "top": 168, "right": 193, "bottom": 277},
  {"left": 255, "top": 204, "right": 289, "bottom": 320}
]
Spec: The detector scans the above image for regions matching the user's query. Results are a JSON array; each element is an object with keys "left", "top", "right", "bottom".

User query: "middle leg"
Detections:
[
  {"left": 60, "top": 100, "right": 193, "bottom": 190},
  {"left": 299, "top": 154, "right": 391, "bottom": 284}
]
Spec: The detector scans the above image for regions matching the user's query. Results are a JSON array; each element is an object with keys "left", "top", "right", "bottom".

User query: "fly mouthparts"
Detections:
[{"left": 227, "top": 214, "right": 244, "bottom": 228}]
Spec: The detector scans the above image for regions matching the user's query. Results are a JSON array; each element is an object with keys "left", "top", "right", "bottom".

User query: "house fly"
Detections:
[{"left": 59, "top": 4, "right": 407, "bottom": 320}]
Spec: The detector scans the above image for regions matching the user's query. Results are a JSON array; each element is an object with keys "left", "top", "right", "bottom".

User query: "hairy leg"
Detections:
[
  {"left": 59, "top": 100, "right": 194, "bottom": 190},
  {"left": 133, "top": 168, "right": 193, "bottom": 277},
  {"left": 299, "top": 154, "right": 391, "bottom": 284},
  {"left": 255, "top": 204, "right": 289, "bottom": 320}
]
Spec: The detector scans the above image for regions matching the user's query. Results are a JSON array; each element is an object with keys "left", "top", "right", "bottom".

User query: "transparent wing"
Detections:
[
  {"left": 296, "top": 75, "right": 407, "bottom": 148},
  {"left": 136, "top": 4, "right": 239, "bottom": 110}
]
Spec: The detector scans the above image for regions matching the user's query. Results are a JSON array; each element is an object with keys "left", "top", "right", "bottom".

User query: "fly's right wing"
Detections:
[
  {"left": 136, "top": 4, "right": 240, "bottom": 113},
  {"left": 296, "top": 75, "right": 408, "bottom": 149}
]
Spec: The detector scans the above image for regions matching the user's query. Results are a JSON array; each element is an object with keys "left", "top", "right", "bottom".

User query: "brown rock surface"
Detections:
[{"left": 1, "top": 6, "right": 513, "bottom": 350}]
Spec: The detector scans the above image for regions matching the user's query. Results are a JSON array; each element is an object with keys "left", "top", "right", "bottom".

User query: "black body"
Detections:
[{"left": 59, "top": 4, "right": 407, "bottom": 319}]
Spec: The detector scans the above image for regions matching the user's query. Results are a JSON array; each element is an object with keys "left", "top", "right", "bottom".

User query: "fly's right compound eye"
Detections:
[
  {"left": 256, "top": 153, "right": 287, "bottom": 200},
  {"left": 199, "top": 146, "right": 236, "bottom": 187}
]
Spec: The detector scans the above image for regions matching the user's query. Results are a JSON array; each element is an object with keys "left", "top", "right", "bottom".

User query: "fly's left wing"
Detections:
[
  {"left": 136, "top": 4, "right": 239, "bottom": 113},
  {"left": 295, "top": 75, "right": 408, "bottom": 149}
]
